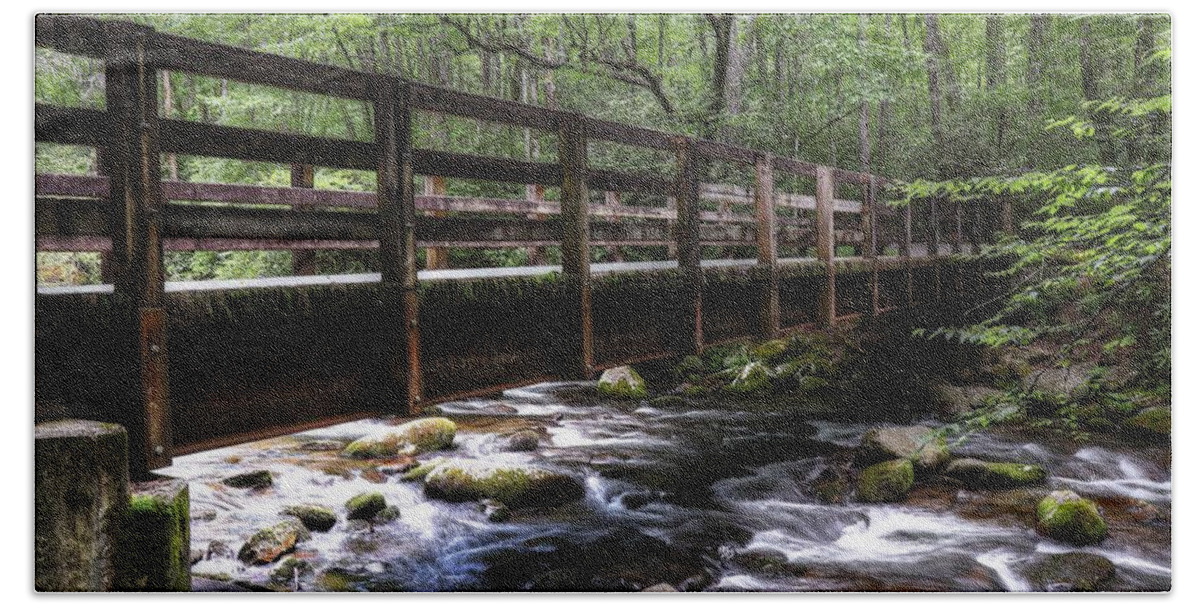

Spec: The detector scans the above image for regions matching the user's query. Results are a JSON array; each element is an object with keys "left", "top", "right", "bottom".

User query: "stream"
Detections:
[{"left": 161, "top": 381, "right": 1171, "bottom": 592}]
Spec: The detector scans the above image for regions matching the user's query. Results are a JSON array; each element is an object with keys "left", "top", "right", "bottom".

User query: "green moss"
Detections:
[
  {"left": 345, "top": 492, "right": 387, "bottom": 521},
  {"left": 1037, "top": 491, "right": 1108, "bottom": 546},
  {"left": 114, "top": 480, "right": 190, "bottom": 591},
  {"left": 342, "top": 418, "right": 457, "bottom": 459},
  {"left": 856, "top": 459, "right": 914, "bottom": 503},
  {"left": 399, "top": 458, "right": 445, "bottom": 482},
  {"left": 1124, "top": 406, "right": 1170, "bottom": 436},
  {"left": 597, "top": 366, "right": 648, "bottom": 399},
  {"left": 749, "top": 339, "right": 789, "bottom": 364},
  {"left": 424, "top": 461, "right": 584, "bottom": 509},
  {"left": 724, "top": 361, "right": 772, "bottom": 395},
  {"left": 945, "top": 458, "right": 1047, "bottom": 490},
  {"left": 282, "top": 505, "right": 337, "bottom": 532},
  {"left": 221, "top": 470, "right": 273, "bottom": 489}
]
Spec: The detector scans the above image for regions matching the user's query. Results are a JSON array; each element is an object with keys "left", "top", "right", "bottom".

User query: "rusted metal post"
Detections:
[
  {"left": 105, "top": 21, "right": 171, "bottom": 476},
  {"left": 424, "top": 175, "right": 449, "bottom": 269},
  {"left": 290, "top": 164, "right": 317, "bottom": 275},
  {"left": 815, "top": 166, "right": 837, "bottom": 327},
  {"left": 559, "top": 114, "right": 594, "bottom": 380},
  {"left": 376, "top": 77, "right": 422, "bottom": 414},
  {"left": 673, "top": 137, "right": 704, "bottom": 355},
  {"left": 754, "top": 153, "right": 779, "bottom": 339}
]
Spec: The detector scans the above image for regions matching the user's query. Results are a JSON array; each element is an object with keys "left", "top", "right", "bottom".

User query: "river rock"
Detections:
[
  {"left": 479, "top": 499, "right": 511, "bottom": 522},
  {"left": 399, "top": 458, "right": 445, "bottom": 482},
  {"left": 269, "top": 556, "right": 314, "bottom": 589},
  {"left": 945, "top": 458, "right": 1047, "bottom": 490},
  {"left": 857, "top": 425, "right": 949, "bottom": 474},
  {"left": 342, "top": 417, "right": 457, "bottom": 459},
  {"left": 114, "top": 479, "right": 192, "bottom": 591},
  {"left": 424, "top": 459, "right": 584, "bottom": 509},
  {"left": 749, "top": 338, "right": 790, "bottom": 363},
  {"left": 282, "top": 504, "right": 337, "bottom": 532},
  {"left": 597, "top": 366, "right": 648, "bottom": 399},
  {"left": 642, "top": 583, "right": 679, "bottom": 592},
  {"left": 1030, "top": 364, "right": 1093, "bottom": 399},
  {"left": 730, "top": 548, "right": 807, "bottom": 576},
  {"left": 296, "top": 440, "right": 345, "bottom": 452},
  {"left": 35, "top": 419, "right": 129, "bottom": 592},
  {"left": 1036, "top": 490, "right": 1108, "bottom": 546},
  {"left": 237, "top": 518, "right": 311, "bottom": 565},
  {"left": 504, "top": 430, "right": 541, "bottom": 452},
  {"left": 856, "top": 459, "right": 914, "bottom": 503},
  {"left": 1020, "top": 551, "right": 1115, "bottom": 591},
  {"left": 221, "top": 470, "right": 273, "bottom": 490},
  {"left": 724, "top": 361, "right": 772, "bottom": 395},
  {"left": 345, "top": 492, "right": 387, "bottom": 521},
  {"left": 1123, "top": 406, "right": 1170, "bottom": 437},
  {"left": 930, "top": 383, "right": 1004, "bottom": 419},
  {"left": 376, "top": 505, "right": 401, "bottom": 523}
]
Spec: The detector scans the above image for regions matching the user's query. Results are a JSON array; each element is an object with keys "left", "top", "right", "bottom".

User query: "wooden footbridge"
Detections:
[{"left": 35, "top": 16, "right": 1009, "bottom": 477}]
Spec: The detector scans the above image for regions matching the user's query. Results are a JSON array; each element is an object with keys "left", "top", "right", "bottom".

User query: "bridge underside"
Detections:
[{"left": 36, "top": 256, "right": 997, "bottom": 460}]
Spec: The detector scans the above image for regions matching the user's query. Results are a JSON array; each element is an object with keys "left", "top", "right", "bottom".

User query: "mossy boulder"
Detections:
[
  {"left": 945, "top": 458, "right": 1047, "bottom": 490},
  {"left": 749, "top": 339, "right": 790, "bottom": 363},
  {"left": 269, "top": 556, "right": 314, "bottom": 589},
  {"left": 479, "top": 499, "right": 511, "bottom": 522},
  {"left": 221, "top": 470, "right": 273, "bottom": 489},
  {"left": 114, "top": 479, "right": 191, "bottom": 591},
  {"left": 424, "top": 459, "right": 584, "bottom": 509},
  {"left": 597, "top": 366, "right": 648, "bottom": 399},
  {"left": 237, "top": 518, "right": 311, "bottom": 565},
  {"left": 1036, "top": 490, "right": 1108, "bottom": 546},
  {"left": 341, "top": 417, "right": 457, "bottom": 459},
  {"left": 1020, "top": 551, "right": 1115, "bottom": 591},
  {"left": 399, "top": 458, "right": 445, "bottom": 482},
  {"left": 856, "top": 459, "right": 915, "bottom": 503},
  {"left": 504, "top": 430, "right": 541, "bottom": 452},
  {"left": 281, "top": 505, "right": 337, "bottom": 533},
  {"left": 857, "top": 425, "right": 949, "bottom": 474},
  {"left": 673, "top": 355, "right": 706, "bottom": 381},
  {"left": 1123, "top": 406, "right": 1170, "bottom": 437},
  {"left": 345, "top": 492, "right": 387, "bottom": 521},
  {"left": 730, "top": 548, "right": 807, "bottom": 576},
  {"left": 724, "top": 361, "right": 772, "bottom": 395}
]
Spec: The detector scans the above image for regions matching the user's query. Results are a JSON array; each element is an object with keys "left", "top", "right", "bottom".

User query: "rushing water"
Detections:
[{"left": 160, "top": 382, "right": 1171, "bottom": 592}]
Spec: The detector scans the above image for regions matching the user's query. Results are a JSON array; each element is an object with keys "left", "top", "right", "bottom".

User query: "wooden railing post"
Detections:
[
  {"left": 94, "top": 148, "right": 116, "bottom": 284},
  {"left": 105, "top": 21, "right": 171, "bottom": 476},
  {"left": 376, "top": 77, "right": 422, "bottom": 414},
  {"left": 526, "top": 184, "right": 547, "bottom": 265},
  {"left": 424, "top": 175, "right": 449, "bottom": 269},
  {"left": 290, "top": 164, "right": 317, "bottom": 275},
  {"left": 559, "top": 114, "right": 594, "bottom": 379},
  {"left": 926, "top": 196, "right": 942, "bottom": 301},
  {"left": 865, "top": 176, "right": 880, "bottom": 316},
  {"left": 673, "top": 137, "right": 703, "bottom": 355},
  {"left": 1002, "top": 197, "right": 1014, "bottom": 236},
  {"left": 754, "top": 153, "right": 779, "bottom": 339},
  {"left": 604, "top": 190, "right": 625, "bottom": 262},
  {"left": 815, "top": 166, "right": 837, "bottom": 327}
]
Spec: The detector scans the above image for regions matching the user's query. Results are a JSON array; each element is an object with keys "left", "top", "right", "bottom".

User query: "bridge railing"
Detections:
[{"left": 34, "top": 15, "right": 1001, "bottom": 473}]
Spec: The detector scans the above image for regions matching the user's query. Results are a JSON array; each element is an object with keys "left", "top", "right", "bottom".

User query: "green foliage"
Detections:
[{"left": 906, "top": 92, "right": 1170, "bottom": 436}]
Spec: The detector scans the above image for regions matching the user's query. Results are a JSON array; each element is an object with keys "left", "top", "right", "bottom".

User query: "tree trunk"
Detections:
[
  {"left": 986, "top": 15, "right": 1007, "bottom": 169},
  {"left": 1080, "top": 18, "right": 1118, "bottom": 166},
  {"left": 705, "top": 14, "right": 734, "bottom": 139},
  {"left": 857, "top": 14, "right": 871, "bottom": 174},
  {"left": 161, "top": 69, "right": 178, "bottom": 181},
  {"left": 924, "top": 14, "right": 947, "bottom": 179},
  {"left": 876, "top": 15, "right": 893, "bottom": 177}
]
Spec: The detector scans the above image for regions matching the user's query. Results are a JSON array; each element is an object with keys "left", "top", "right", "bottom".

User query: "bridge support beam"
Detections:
[
  {"left": 673, "top": 137, "right": 703, "bottom": 355},
  {"left": 559, "top": 115, "right": 594, "bottom": 379},
  {"left": 376, "top": 77, "right": 423, "bottom": 414},
  {"left": 926, "top": 197, "right": 943, "bottom": 302},
  {"left": 290, "top": 164, "right": 317, "bottom": 275},
  {"left": 106, "top": 21, "right": 172, "bottom": 477},
  {"left": 424, "top": 176, "right": 449, "bottom": 269},
  {"left": 815, "top": 166, "right": 837, "bottom": 328},
  {"left": 754, "top": 153, "right": 779, "bottom": 339}
]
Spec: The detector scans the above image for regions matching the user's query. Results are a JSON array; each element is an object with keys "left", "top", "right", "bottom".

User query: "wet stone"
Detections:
[{"left": 222, "top": 470, "right": 273, "bottom": 490}]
